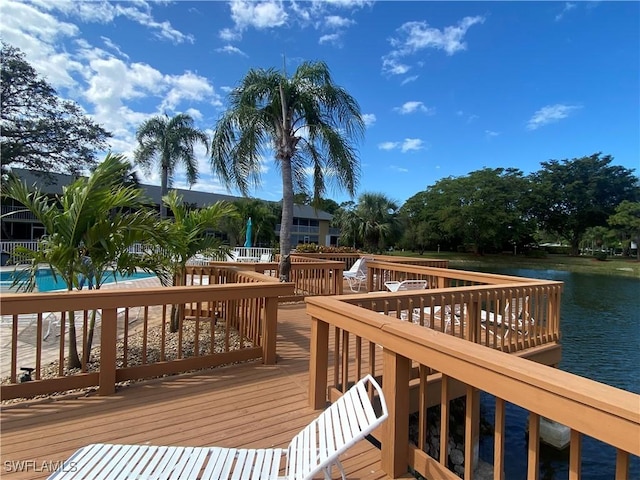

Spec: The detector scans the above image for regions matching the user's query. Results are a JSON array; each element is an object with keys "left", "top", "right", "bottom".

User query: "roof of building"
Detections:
[
  {"left": 8, "top": 168, "right": 333, "bottom": 221},
  {"left": 293, "top": 204, "right": 333, "bottom": 221}
]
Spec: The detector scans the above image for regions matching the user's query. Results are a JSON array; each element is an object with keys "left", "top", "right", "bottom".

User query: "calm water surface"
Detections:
[{"left": 467, "top": 266, "right": 639, "bottom": 479}]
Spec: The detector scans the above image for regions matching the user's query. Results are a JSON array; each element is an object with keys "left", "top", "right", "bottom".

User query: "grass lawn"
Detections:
[{"left": 392, "top": 251, "right": 640, "bottom": 278}]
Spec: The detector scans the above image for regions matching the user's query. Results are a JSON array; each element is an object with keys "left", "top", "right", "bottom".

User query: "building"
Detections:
[
  {"left": 276, "top": 204, "right": 340, "bottom": 247},
  {"left": 1, "top": 168, "right": 337, "bottom": 247}
]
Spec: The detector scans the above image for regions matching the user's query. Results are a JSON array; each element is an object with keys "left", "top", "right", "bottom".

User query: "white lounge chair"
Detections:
[
  {"left": 384, "top": 279, "right": 427, "bottom": 292},
  {"left": 259, "top": 253, "right": 272, "bottom": 262},
  {"left": 480, "top": 297, "right": 533, "bottom": 339},
  {"left": 1, "top": 312, "right": 58, "bottom": 340},
  {"left": 46, "top": 374, "right": 388, "bottom": 480},
  {"left": 411, "top": 304, "right": 462, "bottom": 333},
  {"left": 48, "top": 307, "right": 141, "bottom": 339},
  {"left": 343, "top": 257, "right": 371, "bottom": 292}
]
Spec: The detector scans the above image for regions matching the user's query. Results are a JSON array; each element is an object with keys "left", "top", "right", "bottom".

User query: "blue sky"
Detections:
[{"left": 2, "top": 1, "right": 638, "bottom": 206}]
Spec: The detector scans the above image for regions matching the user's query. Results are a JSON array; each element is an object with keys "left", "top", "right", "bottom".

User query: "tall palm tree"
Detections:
[
  {"left": 1, "top": 154, "right": 157, "bottom": 368},
  {"left": 134, "top": 113, "right": 209, "bottom": 218},
  {"left": 210, "top": 61, "right": 364, "bottom": 281},
  {"left": 355, "top": 192, "right": 400, "bottom": 253}
]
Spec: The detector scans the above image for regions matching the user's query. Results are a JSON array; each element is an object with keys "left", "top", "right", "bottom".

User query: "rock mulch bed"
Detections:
[{"left": 1, "top": 318, "right": 252, "bottom": 405}]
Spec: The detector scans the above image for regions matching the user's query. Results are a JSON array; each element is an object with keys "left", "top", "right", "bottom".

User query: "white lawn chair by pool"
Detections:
[
  {"left": 0, "top": 312, "right": 58, "bottom": 339},
  {"left": 47, "top": 374, "right": 388, "bottom": 480},
  {"left": 343, "top": 257, "right": 372, "bottom": 292}
]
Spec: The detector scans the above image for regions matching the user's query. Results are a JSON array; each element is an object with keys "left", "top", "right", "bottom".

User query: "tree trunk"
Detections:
[
  {"left": 570, "top": 236, "right": 581, "bottom": 256},
  {"left": 67, "top": 309, "right": 82, "bottom": 369},
  {"left": 160, "top": 159, "right": 169, "bottom": 219},
  {"left": 85, "top": 309, "right": 99, "bottom": 363},
  {"left": 279, "top": 158, "right": 294, "bottom": 282}
]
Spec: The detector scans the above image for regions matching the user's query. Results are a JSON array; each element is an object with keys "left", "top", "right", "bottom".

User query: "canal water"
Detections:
[{"left": 466, "top": 266, "right": 639, "bottom": 479}]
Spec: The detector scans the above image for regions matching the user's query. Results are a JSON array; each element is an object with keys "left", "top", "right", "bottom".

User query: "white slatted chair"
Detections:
[
  {"left": 384, "top": 279, "right": 427, "bottom": 292},
  {"left": 0, "top": 312, "right": 58, "bottom": 339},
  {"left": 47, "top": 374, "right": 388, "bottom": 480},
  {"left": 480, "top": 297, "right": 533, "bottom": 339},
  {"left": 342, "top": 257, "right": 372, "bottom": 292}
]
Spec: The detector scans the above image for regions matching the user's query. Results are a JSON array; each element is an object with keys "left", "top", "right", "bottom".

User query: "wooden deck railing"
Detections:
[
  {"left": 306, "top": 294, "right": 639, "bottom": 480},
  {"left": 290, "top": 252, "right": 448, "bottom": 271},
  {"left": 205, "top": 258, "right": 346, "bottom": 298},
  {"left": 346, "top": 281, "right": 562, "bottom": 355},
  {"left": 367, "top": 260, "right": 543, "bottom": 291},
  {"left": 0, "top": 278, "right": 294, "bottom": 400}
]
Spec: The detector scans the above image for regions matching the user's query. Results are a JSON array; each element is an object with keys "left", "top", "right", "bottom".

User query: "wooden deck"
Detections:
[{"left": 0, "top": 303, "right": 392, "bottom": 480}]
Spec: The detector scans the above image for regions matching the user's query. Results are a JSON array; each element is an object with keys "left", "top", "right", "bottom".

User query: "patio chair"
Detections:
[
  {"left": 343, "top": 257, "right": 371, "bottom": 292},
  {"left": 0, "top": 312, "right": 58, "bottom": 340},
  {"left": 411, "top": 303, "right": 462, "bottom": 333},
  {"left": 47, "top": 374, "right": 388, "bottom": 480},
  {"left": 384, "top": 279, "right": 427, "bottom": 292},
  {"left": 259, "top": 253, "right": 272, "bottom": 262},
  {"left": 480, "top": 297, "right": 533, "bottom": 339},
  {"left": 49, "top": 307, "right": 141, "bottom": 339}
]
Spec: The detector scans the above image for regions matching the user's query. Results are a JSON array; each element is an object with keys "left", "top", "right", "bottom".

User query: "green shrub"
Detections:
[
  {"left": 525, "top": 249, "right": 547, "bottom": 258},
  {"left": 293, "top": 244, "right": 360, "bottom": 254},
  {"left": 593, "top": 251, "right": 608, "bottom": 261}
]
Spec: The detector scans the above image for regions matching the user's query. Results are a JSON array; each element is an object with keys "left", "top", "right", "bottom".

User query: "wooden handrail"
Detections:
[
  {"left": 0, "top": 280, "right": 294, "bottom": 400},
  {"left": 306, "top": 294, "right": 639, "bottom": 478}
]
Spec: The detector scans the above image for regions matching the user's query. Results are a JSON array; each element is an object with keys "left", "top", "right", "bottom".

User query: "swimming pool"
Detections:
[{"left": 0, "top": 268, "right": 155, "bottom": 292}]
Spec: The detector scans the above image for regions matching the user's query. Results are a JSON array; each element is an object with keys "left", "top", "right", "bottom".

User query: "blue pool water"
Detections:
[{"left": 0, "top": 268, "right": 155, "bottom": 292}]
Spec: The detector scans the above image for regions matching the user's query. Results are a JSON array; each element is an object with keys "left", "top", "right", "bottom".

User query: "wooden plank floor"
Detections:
[{"left": 0, "top": 303, "right": 392, "bottom": 480}]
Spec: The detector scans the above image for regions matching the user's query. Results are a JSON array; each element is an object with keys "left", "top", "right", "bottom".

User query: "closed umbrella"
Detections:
[{"left": 244, "top": 217, "right": 253, "bottom": 248}]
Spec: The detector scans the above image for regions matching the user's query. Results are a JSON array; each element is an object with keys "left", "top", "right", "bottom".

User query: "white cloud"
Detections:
[
  {"left": 185, "top": 108, "right": 204, "bottom": 121},
  {"left": 362, "top": 113, "right": 376, "bottom": 127},
  {"left": 161, "top": 72, "right": 221, "bottom": 112},
  {"left": 378, "top": 139, "right": 425, "bottom": 153},
  {"left": 390, "top": 165, "right": 409, "bottom": 173},
  {"left": 26, "top": 0, "right": 194, "bottom": 44},
  {"left": 382, "top": 58, "right": 411, "bottom": 76},
  {"left": 216, "top": 45, "right": 248, "bottom": 57},
  {"left": 527, "top": 104, "right": 580, "bottom": 130},
  {"left": 324, "top": 15, "right": 354, "bottom": 29},
  {"left": 383, "top": 16, "right": 485, "bottom": 75},
  {"left": 230, "top": 1, "right": 288, "bottom": 30},
  {"left": 485, "top": 130, "right": 500, "bottom": 138},
  {"left": 220, "top": 0, "right": 367, "bottom": 45},
  {"left": 101, "top": 37, "right": 129, "bottom": 59},
  {"left": 219, "top": 27, "right": 242, "bottom": 42},
  {"left": 319, "top": 33, "right": 341, "bottom": 45},
  {"left": 401, "top": 75, "right": 419, "bottom": 86},
  {"left": 555, "top": 2, "right": 577, "bottom": 22},
  {"left": 394, "top": 101, "right": 435, "bottom": 115},
  {"left": 378, "top": 141, "right": 399, "bottom": 151},
  {"left": 401, "top": 138, "right": 424, "bottom": 152},
  {"left": 391, "top": 16, "right": 485, "bottom": 56}
]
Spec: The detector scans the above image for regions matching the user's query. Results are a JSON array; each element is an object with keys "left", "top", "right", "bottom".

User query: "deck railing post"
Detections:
[
  {"left": 381, "top": 347, "right": 411, "bottom": 478},
  {"left": 309, "top": 316, "right": 329, "bottom": 409},
  {"left": 99, "top": 307, "right": 118, "bottom": 396},
  {"left": 262, "top": 296, "right": 278, "bottom": 365}
]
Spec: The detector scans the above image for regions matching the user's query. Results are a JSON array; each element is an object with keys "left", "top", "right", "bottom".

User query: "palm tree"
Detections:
[
  {"left": 210, "top": 61, "right": 364, "bottom": 281},
  {"left": 355, "top": 192, "right": 400, "bottom": 253},
  {"left": 153, "top": 190, "right": 238, "bottom": 331},
  {"left": 1, "top": 154, "right": 157, "bottom": 368},
  {"left": 134, "top": 113, "right": 209, "bottom": 218}
]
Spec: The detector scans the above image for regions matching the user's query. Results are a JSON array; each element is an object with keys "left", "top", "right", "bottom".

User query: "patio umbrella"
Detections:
[{"left": 244, "top": 217, "right": 253, "bottom": 248}]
